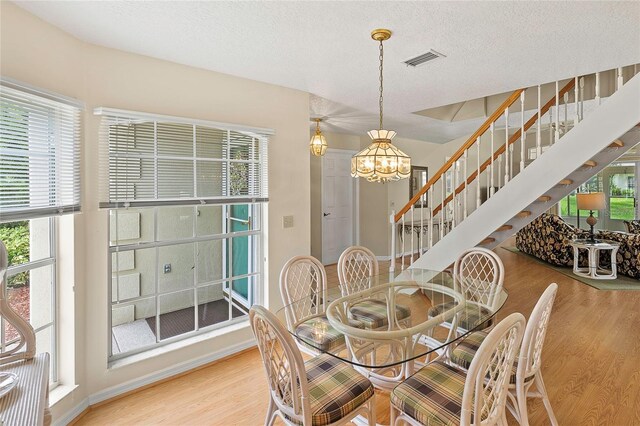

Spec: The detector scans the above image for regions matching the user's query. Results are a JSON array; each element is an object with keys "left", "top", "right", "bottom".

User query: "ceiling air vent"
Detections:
[{"left": 403, "top": 50, "right": 445, "bottom": 67}]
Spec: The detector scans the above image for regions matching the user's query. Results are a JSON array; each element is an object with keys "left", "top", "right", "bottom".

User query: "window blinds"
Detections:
[
  {"left": 0, "top": 80, "right": 82, "bottom": 222},
  {"left": 96, "top": 108, "right": 271, "bottom": 208}
]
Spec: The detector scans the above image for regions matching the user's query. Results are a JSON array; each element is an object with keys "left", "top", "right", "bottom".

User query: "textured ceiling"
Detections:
[{"left": 14, "top": 1, "right": 640, "bottom": 143}]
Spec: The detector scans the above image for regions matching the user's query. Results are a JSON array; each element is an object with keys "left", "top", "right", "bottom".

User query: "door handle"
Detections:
[{"left": 323, "top": 212, "right": 330, "bottom": 217}]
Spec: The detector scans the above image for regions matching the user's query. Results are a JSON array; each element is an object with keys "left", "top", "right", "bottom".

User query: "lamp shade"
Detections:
[
  {"left": 576, "top": 192, "right": 606, "bottom": 210},
  {"left": 309, "top": 132, "right": 327, "bottom": 157}
]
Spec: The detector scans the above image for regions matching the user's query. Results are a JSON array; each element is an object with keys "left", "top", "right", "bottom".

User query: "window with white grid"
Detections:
[{"left": 96, "top": 108, "right": 272, "bottom": 360}]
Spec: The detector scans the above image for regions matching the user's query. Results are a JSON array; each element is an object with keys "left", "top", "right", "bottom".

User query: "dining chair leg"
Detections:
[
  {"left": 367, "top": 398, "right": 376, "bottom": 426},
  {"left": 535, "top": 371, "right": 558, "bottom": 426},
  {"left": 266, "top": 397, "right": 277, "bottom": 426},
  {"left": 515, "top": 381, "right": 530, "bottom": 426},
  {"left": 390, "top": 404, "right": 398, "bottom": 426}
]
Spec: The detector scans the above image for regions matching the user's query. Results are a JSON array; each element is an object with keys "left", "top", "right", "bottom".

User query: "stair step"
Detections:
[
  {"left": 495, "top": 224, "right": 513, "bottom": 232},
  {"left": 558, "top": 179, "right": 573, "bottom": 186},
  {"left": 583, "top": 160, "right": 597, "bottom": 168},
  {"left": 515, "top": 211, "right": 532, "bottom": 218},
  {"left": 609, "top": 139, "right": 624, "bottom": 148},
  {"left": 538, "top": 195, "right": 552, "bottom": 202},
  {"left": 479, "top": 237, "right": 496, "bottom": 245}
]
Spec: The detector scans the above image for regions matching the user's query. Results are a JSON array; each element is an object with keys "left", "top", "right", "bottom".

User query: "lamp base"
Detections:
[{"left": 586, "top": 211, "right": 598, "bottom": 243}]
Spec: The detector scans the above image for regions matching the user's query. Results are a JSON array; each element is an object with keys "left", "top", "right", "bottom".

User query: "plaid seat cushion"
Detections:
[
  {"left": 349, "top": 299, "right": 411, "bottom": 329},
  {"left": 296, "top": 316, "right": 364, "bottom": 352},
  {"left": 428, "top": 302, "right": 494, "bottom": 331},
  {"left": 287, "top": 354, "right": 375, "bottom": 426},
  {"left": 450, "top": 330, "right": 533, "bottom": 385},
  {"left": 391, "top": 361, "right": 466, "bottom": 426},
  {"left": 296, "top": 316, "right": 347, "bottom": 353}
]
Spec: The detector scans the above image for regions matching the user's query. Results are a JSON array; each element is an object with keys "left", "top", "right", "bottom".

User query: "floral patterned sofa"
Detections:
[
  {"left": 624, "top": 220, "right": 640, "bottom": 234},
  {"left": 516, "top": 213, "right": 640, "bottom": 279}
]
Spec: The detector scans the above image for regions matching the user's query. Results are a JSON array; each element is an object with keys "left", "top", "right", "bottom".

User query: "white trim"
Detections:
[
  {"left": 94, "top": 107, "right": 274, "bottom": 137},
  {"left": 53, "top": 338, "right": 256, "bottom": 425},
  {"left": 52, "top": 392, "right": 87, "bottom": 426},
  {"left": 0, "top": 76, "right": 85, "bottom": 109}
]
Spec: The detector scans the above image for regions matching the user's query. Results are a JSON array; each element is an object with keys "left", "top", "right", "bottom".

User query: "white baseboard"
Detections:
[
  {"left": 53, "top": 398, "right": 89, "bottom": 426},
  {"left": 55, "top": 339, "right": 256, "bottom": 425},
  {"left": 375, "top": 255, "right": 391, "bottom": 261}
]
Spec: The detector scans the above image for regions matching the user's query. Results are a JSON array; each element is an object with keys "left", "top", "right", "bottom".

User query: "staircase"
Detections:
[{"left": 391, "top": 66, "right": 640, "bottom": 272}]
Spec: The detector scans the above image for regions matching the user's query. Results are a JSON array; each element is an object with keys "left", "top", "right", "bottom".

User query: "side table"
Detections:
[{"left": 569, "top": 239, "right": 620, "bottom": 280}]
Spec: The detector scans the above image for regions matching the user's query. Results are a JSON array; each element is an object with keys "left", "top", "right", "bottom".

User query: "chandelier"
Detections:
[
  {"left": 351, "top": 29, "right": 411, "bottom": 183},
  {"left": 309, "top": 118, "right": 328, "bottom": 157}
]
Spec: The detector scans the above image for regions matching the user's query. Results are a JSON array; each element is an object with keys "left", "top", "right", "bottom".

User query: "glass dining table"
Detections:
[{"left": 277, "top": 268, "right": 508, "bottom": 391}]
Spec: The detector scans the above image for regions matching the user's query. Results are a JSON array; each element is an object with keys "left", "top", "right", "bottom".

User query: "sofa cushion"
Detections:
[
  {"left": 595, "top": 231, "right": 640, "bottom": 279},
  {"left": 623, "top": 220, "right": 640, "bottom": 234}
]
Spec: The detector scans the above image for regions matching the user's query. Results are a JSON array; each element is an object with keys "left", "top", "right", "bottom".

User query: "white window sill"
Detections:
[
  {"left": 109, "top": 320, "right": 251, "bottom": 370},
  {"left": 50, "top": 384, "right": 79, "bottom": 406}
]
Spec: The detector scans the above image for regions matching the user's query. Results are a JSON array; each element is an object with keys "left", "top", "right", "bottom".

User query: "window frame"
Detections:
[
  {"left": 98, "top": 109, "right": 272, "bottom": 362},
  {"left": 2, "top": 216, "right": 58, "bottom": 386}
]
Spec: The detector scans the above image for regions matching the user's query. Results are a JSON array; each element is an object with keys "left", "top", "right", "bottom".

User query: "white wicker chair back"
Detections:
[
  {"left": 279, "top": 256, "right": 327, "bottom": 329},
  {"left": 337, "top": 246, "right": 379, "bottom": 296},
  {"left": 454, "top": 247, "right": 505, "bottom": 311},
  {"left": 462, "top": 312, "right": 525, "bottom": 426}
]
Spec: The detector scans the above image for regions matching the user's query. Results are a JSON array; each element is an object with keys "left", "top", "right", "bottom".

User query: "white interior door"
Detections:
[{"left": 322, "top": 150, "right": 357, "bottom": 265}]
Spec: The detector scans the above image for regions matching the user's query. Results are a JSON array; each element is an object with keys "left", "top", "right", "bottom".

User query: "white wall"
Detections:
[{"left": 1, "top": 2, "right": 310, "bottom": 420}]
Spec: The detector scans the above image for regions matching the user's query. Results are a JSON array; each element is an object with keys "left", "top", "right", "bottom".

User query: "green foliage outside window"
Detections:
[{"left": 0, "top": 221, "right": 30, "bottom": 287}]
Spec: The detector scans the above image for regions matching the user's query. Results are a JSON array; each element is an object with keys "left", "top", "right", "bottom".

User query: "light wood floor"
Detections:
[{"left": 75, "top": 246, "right": 640, "bottom": 425}]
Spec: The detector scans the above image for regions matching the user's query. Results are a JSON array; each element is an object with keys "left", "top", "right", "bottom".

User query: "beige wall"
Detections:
[{"left": 1, "top": 2, "right": 310, "bottom": 419}]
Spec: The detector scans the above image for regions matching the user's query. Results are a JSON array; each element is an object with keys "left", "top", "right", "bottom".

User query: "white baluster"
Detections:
[
  {"left": 401, "top": 213, "right": 406, "bottom": 270},
  {"left": 549, "top": 108, "right": 553, "bottom": 146},
  {"left": 486, "top": 149, "right": 491, "bottom": 200},
  {"left": 419, "top": 200, "right": 424, "bottom": 255},
  {"left": 595, "top": 72, "right": 601, "bottom": 105},
  {"left": 579, "top": 77, "right": 585, "bottom": 120},
  {"left": 476, "top": 137, "right": 481, "bottom": 209},
  {"left": 617, "top": 67, "right": 624, "bottom": 91},
  {"left": 440, "top": 177, "right": 444, "bottom": 240},
  {"left": 574, "top": 77, "right": 580, "bottom": 124},
  {"left": 490, "top": 122, "right": 495, "bottom": 196},
  {"left": 537, "top": 85, "right": 542, "bottom": 157},
  {"left": 498, "top": 155, "right": 502, "bottom": 188},
  {"left": 463, "top": 150, "right": 468, "bottom": 219},
  {"left": 390, "top": 210, "right": 396, "bottom": 272},
  {"left": 504, "top": 107, "right": 509, "bottom": 184},
  {"left": 563, "top": 92, "right": 568, "bottom": 135},
  {"left": 452, "top": 161, "right": 458, "bottom": 227},
  {"left": 410, "top": 205, "right": 415, "bottom": 263},
  {"left": 520, "top": 91, "right": 525, "bottom": 173},
  {"left": 510, "top": 144, "right": 514, "bottom": 180},
  {"left": 428, "top": 190, "right": 433, "bottom": 249},
  {"left": 555, "top": 81, "right": 560, "bottom": 141}
]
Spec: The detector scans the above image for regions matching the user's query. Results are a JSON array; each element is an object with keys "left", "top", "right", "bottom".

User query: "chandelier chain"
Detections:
[{"left": 379, "top": 40, "right": 384, "bottom": 130}]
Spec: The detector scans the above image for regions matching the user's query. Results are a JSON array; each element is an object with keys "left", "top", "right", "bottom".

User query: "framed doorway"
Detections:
[{"left": 321, "top": 149, "right": 359, "bottom": 265}]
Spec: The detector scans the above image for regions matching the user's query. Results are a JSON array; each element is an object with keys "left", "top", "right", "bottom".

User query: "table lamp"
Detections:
[{"left": 576, "top": 192, "right": 605, "bottom": 243}]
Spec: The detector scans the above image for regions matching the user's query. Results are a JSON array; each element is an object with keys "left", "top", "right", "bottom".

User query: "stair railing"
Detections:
[{"left": 390, "top": 65, "right": 638, "bottom": 272}]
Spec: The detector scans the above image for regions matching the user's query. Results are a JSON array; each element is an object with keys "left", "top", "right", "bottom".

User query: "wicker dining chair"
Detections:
[
  {"left": 250, "top": 305, "right": 376, "bottom": 426},
  {"left": 428, "top": 247, "right": 505, "bottom": 335},
  {"left": 279, "top": 255, "right": 349, "bottom": 356},
  {"left": 337, "top": 246, "right": 411, "bottom": 330},
  {"left": 450, "top": 283, "right": 559, "bottom": 426},
  {"left": 391, "top": 312, "right": 526, "bottom": 426}
]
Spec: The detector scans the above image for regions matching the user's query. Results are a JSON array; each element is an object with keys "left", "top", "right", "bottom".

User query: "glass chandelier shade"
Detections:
[
  {"left": 309, "top": 119, "right": 328, "bottom": 157},
  {"left": 351, "top": 130, "right": 411, "bottom": 182},
  {"left": 351, "top": 29, "right": 411, "bottom": 183}
]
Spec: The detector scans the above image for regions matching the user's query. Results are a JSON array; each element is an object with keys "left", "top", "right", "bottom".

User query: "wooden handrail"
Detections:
[
  {"left": 394, "top": 88, "right": 525, "bottom": 221},
  {"left": 428, "top": 78, "right": 576, "bottom": 217}
]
